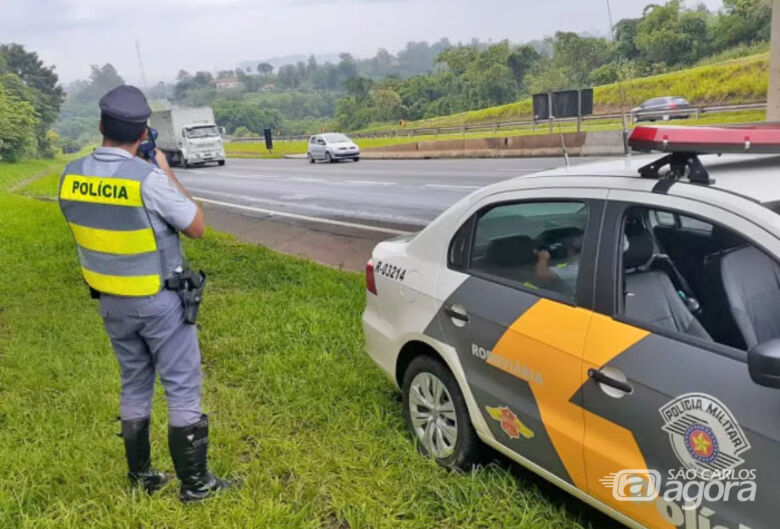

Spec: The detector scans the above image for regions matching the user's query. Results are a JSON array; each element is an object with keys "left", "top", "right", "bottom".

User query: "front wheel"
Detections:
[
  {"left": 353, "top": 157, "right": 360, "bottom": 162},
  {"left": 182, "top": 159, "right": 189, "bottom": 169},
  {"left": 325, "top": 151, "right": 335, "bottom": 163},
  {"left": 218, "top": 160, "right": 225, "bottom": 166},
  {"left": 402, "top": 355, "right": 483, "bottom": 470}
]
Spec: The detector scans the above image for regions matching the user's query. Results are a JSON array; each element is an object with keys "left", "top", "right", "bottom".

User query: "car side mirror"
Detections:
[{"left": 748, "top": 338, "right": 780, "bottom": 388}]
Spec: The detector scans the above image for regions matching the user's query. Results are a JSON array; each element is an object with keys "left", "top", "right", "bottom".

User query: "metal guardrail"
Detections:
[{"left": 228, "top": 102, "right": 767, "bottom": 143}]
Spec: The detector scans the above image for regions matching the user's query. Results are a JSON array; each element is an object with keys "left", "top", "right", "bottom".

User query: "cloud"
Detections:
[{"left": 0, "top": 0, "right": 725, "bottom": 84}]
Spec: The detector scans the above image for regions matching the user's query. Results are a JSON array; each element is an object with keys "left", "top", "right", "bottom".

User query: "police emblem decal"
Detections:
[
  {"left": 659, "top": 393, "right": 750, "bottom": 477},
  {"left": 485, "top": 406, "right": 534, "bottom": 440}
]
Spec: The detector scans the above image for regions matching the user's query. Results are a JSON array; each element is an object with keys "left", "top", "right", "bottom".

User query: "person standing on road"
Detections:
[{"left": 57, "top": 85, "right": 235, "bottom": 502}]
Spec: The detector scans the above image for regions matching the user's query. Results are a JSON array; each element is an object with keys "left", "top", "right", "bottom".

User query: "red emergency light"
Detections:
[
  {"left": 629, "top": 124, "right": 780, "bottom": 155},
  {"left": 628, "top": 124, "right": 780, "bottom": 184}
]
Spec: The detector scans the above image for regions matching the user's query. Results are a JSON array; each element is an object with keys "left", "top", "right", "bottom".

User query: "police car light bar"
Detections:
[
  {"left": 628, "top": 124, "right": 780, "bottom": 185},
  {"left": 629, "top": 124, "right": 780, "bottom": 155}
]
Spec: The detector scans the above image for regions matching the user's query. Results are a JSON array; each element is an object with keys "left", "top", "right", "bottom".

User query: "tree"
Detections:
[
  {"left": 550, "top": 32, "right": 615, "bottom": 87},
  {"left": 635, "top": 1, "right": 711, "bottom": 66},
  {"left": 337, "top": 53, "right": 358, "bottom": 83},
  {"left": 213, "top": 101, "right": 283, "bottom": 134},
  {"left": 0, "top": 80, "right": 39, "bottom": 161},
  {"left": 176, "top": 69, "right": 191, "bottom": 81},
  {"left": 277, "top": 64, "right": 301, "bottom": 89},
  {"left": 371, "top": 89, "right": 406, "bottom": 122},
  {"left": 343, "top": 77, "right": 373, "bottom": 101},
  {"left": 0, "top": 43, "right": 64, "bottom": 155},
  {"left": 256, "top": 62, "right": 274, "bottom": 75},
  {"left": 614, "top": 18, "right": 641, "bottom": 60},
  {"left": 89, "top": 63, "right": 124, "bottom": 95},
  {"left": 712, "top": 0, "right": 772, "bottom": 50},
  {"left": 507, "top": 45, "right": 541, "bottom": 85}
]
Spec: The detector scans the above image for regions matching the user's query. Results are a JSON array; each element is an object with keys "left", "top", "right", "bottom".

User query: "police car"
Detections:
[{"left": 362, "top": 125, "right": 780, "bottom": 529}]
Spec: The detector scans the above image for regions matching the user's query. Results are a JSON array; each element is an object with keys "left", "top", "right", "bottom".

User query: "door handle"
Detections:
[
  {"left": 588, "top": 368, "right": 633, "bottom": 394},
  {"left": 443, "top": 305, "right": 469, "bottom": 323}
]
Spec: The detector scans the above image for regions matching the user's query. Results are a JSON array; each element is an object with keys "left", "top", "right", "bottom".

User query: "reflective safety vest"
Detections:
[{"left": 58, "top": 154, "right": 181, "bottom": 297}]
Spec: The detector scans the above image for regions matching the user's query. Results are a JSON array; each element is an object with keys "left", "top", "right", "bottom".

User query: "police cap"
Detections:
[{"left": 99, "top": 85, "right": 151, "bottom": 123}]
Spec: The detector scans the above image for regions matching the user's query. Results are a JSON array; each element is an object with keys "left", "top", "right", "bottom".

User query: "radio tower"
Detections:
[{"left": 135, "top": 40, "right": 148, "bottom": 90}]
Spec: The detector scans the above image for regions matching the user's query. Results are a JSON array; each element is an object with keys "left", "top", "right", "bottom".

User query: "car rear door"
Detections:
[
  {"left": 432, "top": 187, "right": 607, "bottom": 490},
  {"left": 581, "top": 190, "right": 780, "bottom": 529}
]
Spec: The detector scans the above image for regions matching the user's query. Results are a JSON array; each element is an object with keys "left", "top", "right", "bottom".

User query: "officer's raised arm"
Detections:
[{"left": 153, "top": 148, "right": 205, "bottom": 239}]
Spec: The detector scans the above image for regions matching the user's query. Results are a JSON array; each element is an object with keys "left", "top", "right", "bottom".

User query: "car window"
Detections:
[
  {"left": 317, "top": 138, "right": 326, "bottom": 145},
  {"left": 618, "top": 206, "right": 780, "bottom": 352},
  {"left": 466, "top": 201, "right": 588, "bottom": 300},
  {"left": 448, "top": 217, "right": 474, "bottom": 270},
  {"left": 309, "top": 136, "right": 317, "bottom": 144}
]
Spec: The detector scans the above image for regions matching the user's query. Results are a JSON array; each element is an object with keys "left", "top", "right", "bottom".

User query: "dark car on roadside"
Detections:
[{"left": 631, "top": 96, "right": 693, "bottom": 123}]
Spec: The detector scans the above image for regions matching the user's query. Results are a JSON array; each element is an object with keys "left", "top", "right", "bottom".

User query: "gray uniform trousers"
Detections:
[{"left": 99, "top": 289, "right": 203, "bottom": 427}]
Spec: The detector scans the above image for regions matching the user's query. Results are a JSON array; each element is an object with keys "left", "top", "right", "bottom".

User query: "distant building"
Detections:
[{"left": 214, "top": 77, "right": 241, "bottom": 91}]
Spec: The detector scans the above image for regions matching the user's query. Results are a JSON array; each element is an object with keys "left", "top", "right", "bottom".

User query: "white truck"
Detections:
[{"left": 150, "top": 107, "right": 226, "bottom": 168}]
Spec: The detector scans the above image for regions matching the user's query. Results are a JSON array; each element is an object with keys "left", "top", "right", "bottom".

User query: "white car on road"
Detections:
[
  {"left": 307, "top": 133, "right": 360, "bottom": 163},
  {"left": 362, "top": 124, "right": 780, "bottom": 529}
]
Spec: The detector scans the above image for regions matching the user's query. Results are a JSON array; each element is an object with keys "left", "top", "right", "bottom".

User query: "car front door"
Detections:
[
  {"left": 581, "top": 190, "right": 780, "bottom": 529},
  {"left": 432, "top": 188, "right": 607, "bottom": 491},
  {"left": 315, "top": 136, "right": 327, "bottom": 158}
]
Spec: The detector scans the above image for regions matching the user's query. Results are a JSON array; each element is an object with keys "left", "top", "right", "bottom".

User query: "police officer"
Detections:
[{"left": 58, "top": 85, "right": 235, "bottom": 501}]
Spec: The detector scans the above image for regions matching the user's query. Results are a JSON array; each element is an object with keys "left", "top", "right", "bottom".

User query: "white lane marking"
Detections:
[
  {"left": 342, "top": 180, "right": 396, "bottom": 186},
  {"left": 493, "top": 168, "right": 552, "bottom": 172},
  {"left": 289, "top": 177, "right": 326, "bottom": 183},
  {"left": 194, "top": 197, "right": 412, "bottom": 236},
  {"left": 423, "top": 184, "right": 481, "bottom": 190},
  {"left": 191, "top": 171, "right": 280, "bottom": 179}
]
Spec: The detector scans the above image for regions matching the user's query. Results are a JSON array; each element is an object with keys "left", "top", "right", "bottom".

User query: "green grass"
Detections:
[
  {"left": 0, "top": 158, "right": 611, "bottom": 528},
  {"left": 226, "top": 140, "right": 310, "bottom": 159}
]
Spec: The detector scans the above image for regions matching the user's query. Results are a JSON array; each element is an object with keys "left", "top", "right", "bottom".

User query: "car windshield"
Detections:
[
  {"left": 186, "top": 126, "right": 220, "bottom": 138},
  {"left": 322, "top": 133, "right": 350, "bottom": 143}
]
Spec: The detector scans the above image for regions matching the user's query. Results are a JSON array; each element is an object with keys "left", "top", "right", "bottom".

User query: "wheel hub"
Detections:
[{"left": 408, "top": 372, "right": 458, "bottom": 459}]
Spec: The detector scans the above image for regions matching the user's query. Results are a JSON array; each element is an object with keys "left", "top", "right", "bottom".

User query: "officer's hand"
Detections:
[
  {"left": 154, "top": 149, "right": 171, "bottom": 171},
  {"left": 534, "top": 249, "right": 552, "bottom": 266}
]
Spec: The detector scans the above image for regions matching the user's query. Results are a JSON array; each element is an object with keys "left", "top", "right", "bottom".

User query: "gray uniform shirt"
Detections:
[{"left": 88, "top": 147, "right": 196, "bottom": 276}]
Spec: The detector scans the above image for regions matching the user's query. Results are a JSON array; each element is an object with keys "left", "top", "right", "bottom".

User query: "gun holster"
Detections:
[{"left": 165, "top": 269, "right": 207, "bottom": 325}]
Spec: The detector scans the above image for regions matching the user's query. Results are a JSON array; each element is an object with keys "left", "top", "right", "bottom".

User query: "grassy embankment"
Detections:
[
  {"left": 227, "top": 53, "right": 768, "bottom": 159},
  {"left": 0, "top": 157, "right": 611, "bottom": 528}
]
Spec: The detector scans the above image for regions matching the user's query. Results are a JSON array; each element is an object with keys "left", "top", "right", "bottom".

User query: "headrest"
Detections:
[
  {"left": 486, "top": 235, "right": 537, "bottom": 267},
  {"left": 624, "top": 218, "right": 654, "bottom": 269},
  {"left": 711, "top": 225, "right": 746, "bottom": 250}
]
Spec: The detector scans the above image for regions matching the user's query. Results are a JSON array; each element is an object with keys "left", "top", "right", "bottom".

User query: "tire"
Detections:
[
  {"left": 325, "top": 151, "right": 335, "bottom": 163},
  {"left": 218, "top": 160, "right": 226, "bottom": 166},
  {"left": 308, "top": 153, "right": 315, "bottom": 164},
  {"left": 182, "top": 158, "right": 189, "bottom": 169},
  {"left": 353, "top": 157, "right": 360, "bottom": 162},
  {"left": 401, "top": 355, "right": 483, "bottom": 470}
]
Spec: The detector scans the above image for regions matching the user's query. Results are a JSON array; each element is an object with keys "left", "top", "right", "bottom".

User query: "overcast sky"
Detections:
[{"left": 1, "top": 0, "right": 724, "bottom": 85}]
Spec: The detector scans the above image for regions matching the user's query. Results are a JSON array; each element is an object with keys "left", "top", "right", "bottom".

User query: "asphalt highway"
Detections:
[{"left": 178, "top": 157, "right": 598, "bottom": 234}]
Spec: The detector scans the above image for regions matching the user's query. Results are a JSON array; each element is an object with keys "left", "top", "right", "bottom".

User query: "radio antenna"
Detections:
[{"left": 135, "top": 40, "right": 148, "bottom": 90}]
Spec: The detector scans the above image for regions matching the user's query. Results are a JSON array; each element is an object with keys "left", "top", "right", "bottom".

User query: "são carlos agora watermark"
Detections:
[{"left": 600, "top": 393, "right": 757, "bottom": 528}]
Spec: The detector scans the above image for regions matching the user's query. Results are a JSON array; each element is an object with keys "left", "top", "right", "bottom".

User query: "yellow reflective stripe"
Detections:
[
  {"left": 69, "top": 223, "right": 157, "bottom": 255},
  {"left": 60, "top": 175, "right": 143, "bottom": 207},
  {"left": 81, "top": 268, "right": 160, "bottom": 297}
]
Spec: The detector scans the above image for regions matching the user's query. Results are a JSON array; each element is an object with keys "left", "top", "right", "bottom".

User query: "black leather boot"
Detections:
[
  {"left": 120, "top": 418, "right": 170, "bottom": 493},
  {"left": 169, "top": 414, "right": 236, "bottom": 502}
]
